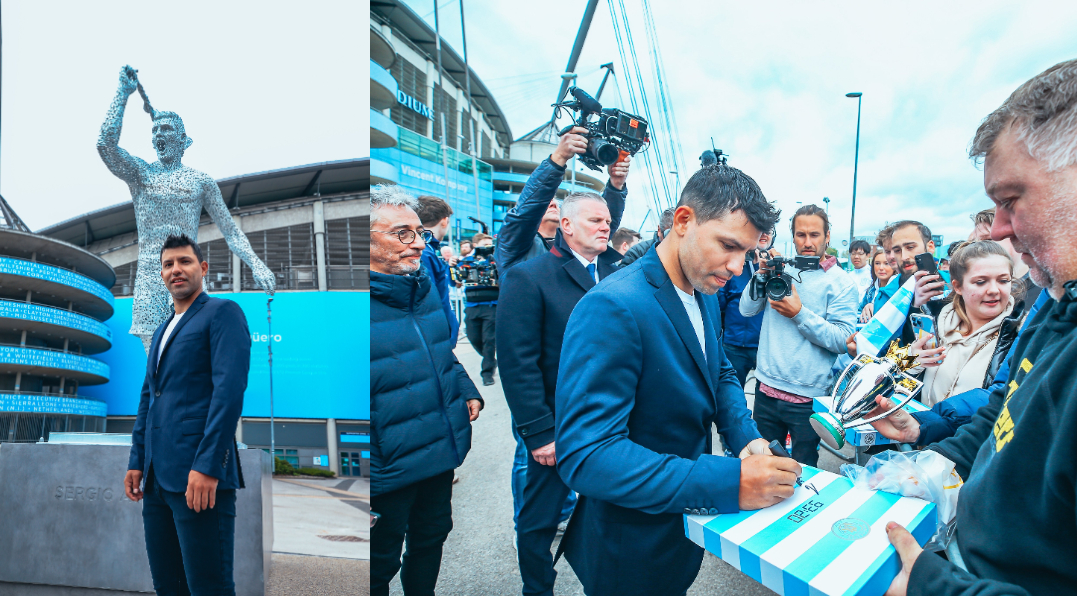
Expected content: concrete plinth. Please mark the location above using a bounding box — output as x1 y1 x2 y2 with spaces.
0 442 272 595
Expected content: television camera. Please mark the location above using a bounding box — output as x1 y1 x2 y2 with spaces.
553 87 650 171
748 255 820 302
452 245 499 287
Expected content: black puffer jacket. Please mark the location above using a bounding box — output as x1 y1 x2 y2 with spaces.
370 270 481 496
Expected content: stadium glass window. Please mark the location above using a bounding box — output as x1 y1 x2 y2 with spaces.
273 448 299 466
111 261 136 297
390 55 428 136
240 223 317 291
325 216 370 290
481 132 492 160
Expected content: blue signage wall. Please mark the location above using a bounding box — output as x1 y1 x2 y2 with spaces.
81 291 370 420
0 257 114 305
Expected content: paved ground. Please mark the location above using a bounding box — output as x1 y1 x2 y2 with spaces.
267 554 368 596
390 345 856 596
273 476 369 559
268 473 369 594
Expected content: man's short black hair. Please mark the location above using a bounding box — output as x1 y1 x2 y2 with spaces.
849 239 872 254
678 164 780 234
160 233 204 263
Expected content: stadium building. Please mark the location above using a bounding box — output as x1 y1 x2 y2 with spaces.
369 0 604 240
0 198 112 442
36 159 370 477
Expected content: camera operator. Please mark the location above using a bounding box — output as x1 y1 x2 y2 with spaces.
717 227 777 388
459 233 499 386
494 126 630 275
740 204 858 466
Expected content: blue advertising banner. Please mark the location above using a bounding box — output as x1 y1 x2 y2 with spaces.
0 393 108 417
0 300 112 343
0 257 114 305
0 346 109 380
81 292 370 420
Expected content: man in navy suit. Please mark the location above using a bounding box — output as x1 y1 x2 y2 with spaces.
124 233 252 596
497 192 620 596
555 165 802 596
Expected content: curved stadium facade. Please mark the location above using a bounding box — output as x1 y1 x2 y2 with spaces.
0 201 113 441
34 159 371 477
370 0 604 244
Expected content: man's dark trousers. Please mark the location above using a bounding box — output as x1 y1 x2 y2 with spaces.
464 304 497 379
752 393 820 466
370 470 455 596
142 467 237 596
517 455 574 596
723 343 757 389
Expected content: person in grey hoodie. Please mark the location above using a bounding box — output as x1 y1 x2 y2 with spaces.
740 204 858 465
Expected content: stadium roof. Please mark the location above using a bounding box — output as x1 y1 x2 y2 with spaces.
370 0 513 147
37 158 368 248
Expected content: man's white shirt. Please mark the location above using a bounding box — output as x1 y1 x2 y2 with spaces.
574 251 600 282
157 312 184 366
674 284 707 360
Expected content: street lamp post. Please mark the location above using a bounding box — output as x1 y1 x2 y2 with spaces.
846 92 862 249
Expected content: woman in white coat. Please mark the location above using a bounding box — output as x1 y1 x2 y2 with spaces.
913 240 1023 407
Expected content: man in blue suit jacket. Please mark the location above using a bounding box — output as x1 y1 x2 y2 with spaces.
555 165 801 596
497 192 621 596
124 233 251 595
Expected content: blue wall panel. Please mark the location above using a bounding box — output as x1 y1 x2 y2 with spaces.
81 292 370 420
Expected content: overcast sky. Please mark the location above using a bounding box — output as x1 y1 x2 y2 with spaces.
4 0 360 231
368 0 1077 252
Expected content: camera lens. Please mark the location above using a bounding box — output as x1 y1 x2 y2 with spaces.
590 138 621 165
765 277 790 301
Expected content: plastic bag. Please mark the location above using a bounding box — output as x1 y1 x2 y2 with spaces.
841 450 963 549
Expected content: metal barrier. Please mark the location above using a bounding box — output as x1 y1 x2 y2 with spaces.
0 411 106 443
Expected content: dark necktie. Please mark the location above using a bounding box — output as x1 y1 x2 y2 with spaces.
587 263 597 282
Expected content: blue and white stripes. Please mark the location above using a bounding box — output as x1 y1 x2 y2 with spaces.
855 276 917 357
685 467 936 596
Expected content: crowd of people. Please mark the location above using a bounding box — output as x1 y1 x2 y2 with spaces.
370 58 1077 596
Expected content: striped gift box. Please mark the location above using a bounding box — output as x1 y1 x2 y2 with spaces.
812 395 930 447
684 467 936 596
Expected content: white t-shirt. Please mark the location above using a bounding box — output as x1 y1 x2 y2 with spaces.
157 312 184 366
573 251 600 282
851 265 873 302
674 284 706 360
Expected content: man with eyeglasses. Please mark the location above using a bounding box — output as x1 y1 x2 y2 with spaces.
370 184 483 596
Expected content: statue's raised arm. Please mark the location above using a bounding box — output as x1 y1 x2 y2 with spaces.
202 178 277 295
97 65 148 185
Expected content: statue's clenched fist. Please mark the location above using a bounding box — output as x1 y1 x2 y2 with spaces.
119 65 139 97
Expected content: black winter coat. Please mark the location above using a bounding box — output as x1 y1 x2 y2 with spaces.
370 270 481 496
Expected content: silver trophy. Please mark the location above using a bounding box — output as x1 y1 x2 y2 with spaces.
810 341 924 449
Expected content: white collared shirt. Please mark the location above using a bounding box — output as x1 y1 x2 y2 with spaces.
573 251 600 282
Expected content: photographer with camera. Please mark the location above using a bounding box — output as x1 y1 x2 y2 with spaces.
717 226 777 388
494 129 629 275
740 204 859 465
457 233 500 386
